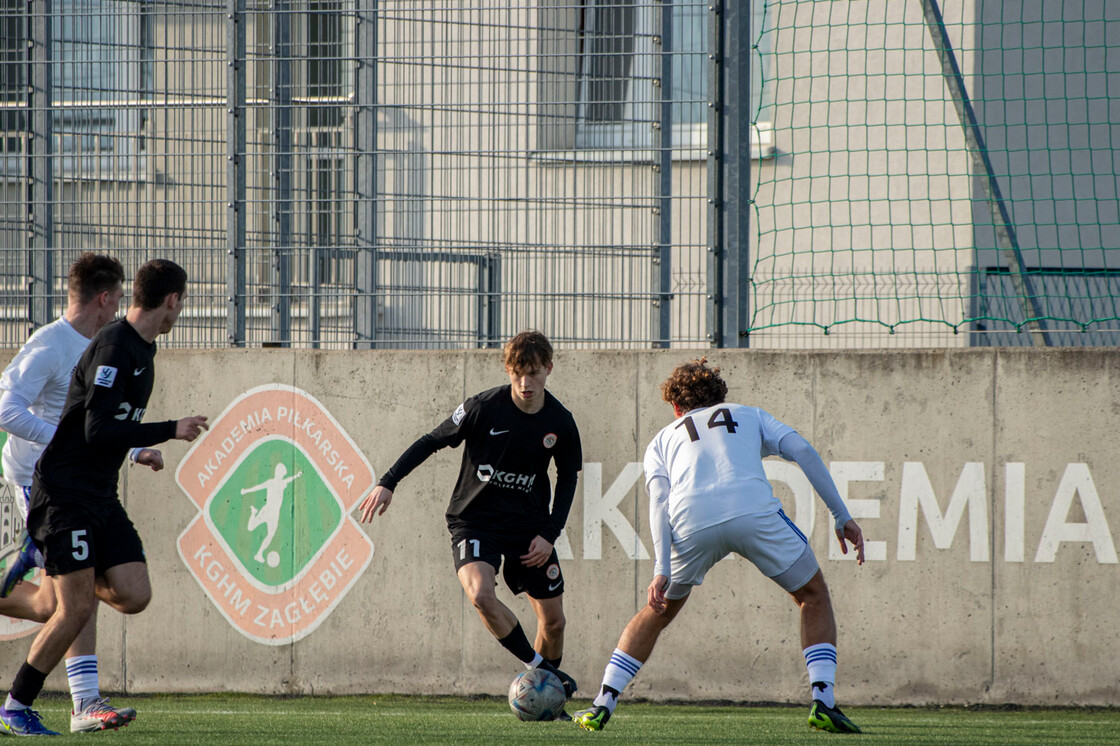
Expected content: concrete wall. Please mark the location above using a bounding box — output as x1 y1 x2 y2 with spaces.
1 348 1117 706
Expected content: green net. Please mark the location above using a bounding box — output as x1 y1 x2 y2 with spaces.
749 0 1119 347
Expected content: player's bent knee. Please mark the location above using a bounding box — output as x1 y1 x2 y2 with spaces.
467 585 499 611
539 612 565 637
118 590 151 615
30 599 57 624
791 571 831 609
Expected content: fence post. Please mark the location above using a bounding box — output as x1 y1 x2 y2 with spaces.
652 0 673 348
708 0 751 348
354 2 378 349
270 0 292 346
226 0 247 347
705 0 722 346
28 0 54 332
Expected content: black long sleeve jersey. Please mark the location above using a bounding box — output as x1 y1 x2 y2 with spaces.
33 318 177 505
378 385 582 543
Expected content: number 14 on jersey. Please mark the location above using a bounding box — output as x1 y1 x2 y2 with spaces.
675 408 739 442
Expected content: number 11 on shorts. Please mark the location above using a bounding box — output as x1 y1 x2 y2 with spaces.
458 538 480 561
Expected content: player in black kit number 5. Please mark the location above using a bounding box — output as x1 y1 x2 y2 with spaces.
0 260 209 737
359 331 583 709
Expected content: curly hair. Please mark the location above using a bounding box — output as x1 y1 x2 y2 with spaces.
659 357 728 411
502 330 553 374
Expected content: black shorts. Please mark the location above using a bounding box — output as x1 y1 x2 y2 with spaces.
450 528 565 599
28 485 145 577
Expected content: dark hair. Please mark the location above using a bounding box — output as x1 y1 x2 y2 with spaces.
502 330 553 374
132 259 188 310
660 357 728 411
68 253 125 304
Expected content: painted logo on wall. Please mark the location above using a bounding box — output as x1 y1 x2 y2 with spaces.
176 384 375 645
0 436 41 641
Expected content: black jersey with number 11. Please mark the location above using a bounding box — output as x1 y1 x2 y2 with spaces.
379 385 582 542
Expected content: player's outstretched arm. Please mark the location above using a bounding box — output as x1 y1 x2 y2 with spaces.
777 432 853 531
175 415 209 441
835 519 865 566
359 485 393 522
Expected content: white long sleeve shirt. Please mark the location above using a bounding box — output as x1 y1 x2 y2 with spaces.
643 403 851 578
0 316 91 487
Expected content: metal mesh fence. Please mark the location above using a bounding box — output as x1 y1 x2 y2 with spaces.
748 0 1120 348
0 0 1117 350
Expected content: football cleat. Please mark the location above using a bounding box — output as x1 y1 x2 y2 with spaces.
808 699 861 734
0 531 38 599
572 705 611 731
0 706 60 736
70 697 137 733
538 661 577 698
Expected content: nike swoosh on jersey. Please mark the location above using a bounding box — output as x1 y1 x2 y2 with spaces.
133 367 146 376
489 428 509 436
548 581 562 592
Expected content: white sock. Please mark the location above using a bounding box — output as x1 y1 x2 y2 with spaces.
525 652 544 669
65 656 99 712
803 643 837 708
594 649 643 713
4 694 28 711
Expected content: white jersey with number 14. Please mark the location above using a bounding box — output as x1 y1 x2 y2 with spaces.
643 403 795 542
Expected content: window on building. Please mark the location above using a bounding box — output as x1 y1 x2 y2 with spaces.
0 1 26 167
253 1 355 284
0 0 149 178
575 0 774 156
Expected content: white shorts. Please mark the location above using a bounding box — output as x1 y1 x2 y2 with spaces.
666 509 819 599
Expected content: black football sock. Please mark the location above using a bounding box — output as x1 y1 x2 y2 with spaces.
497 622 537 664
9 661 48 709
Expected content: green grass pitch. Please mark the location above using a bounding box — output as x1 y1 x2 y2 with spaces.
23 693 1120 744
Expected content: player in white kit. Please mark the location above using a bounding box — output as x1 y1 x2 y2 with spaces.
573 358 865 734
0 253 159 733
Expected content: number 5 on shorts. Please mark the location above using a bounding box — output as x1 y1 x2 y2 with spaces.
71 529 89 561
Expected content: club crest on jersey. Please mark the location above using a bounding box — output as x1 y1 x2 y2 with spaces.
546 563 560 580
94 365 118 388
542 433 557 449
452 402 466 426
175 384 375 646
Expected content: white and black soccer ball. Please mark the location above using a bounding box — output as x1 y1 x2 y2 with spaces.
508 667 566 722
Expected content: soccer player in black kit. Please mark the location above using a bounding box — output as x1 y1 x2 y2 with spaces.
0 259 209 737
360 331 582 708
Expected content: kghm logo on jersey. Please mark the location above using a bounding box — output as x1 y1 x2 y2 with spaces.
476 463 537 492
175 384 375 645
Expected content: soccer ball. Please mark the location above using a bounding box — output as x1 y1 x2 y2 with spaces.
508 668 566 722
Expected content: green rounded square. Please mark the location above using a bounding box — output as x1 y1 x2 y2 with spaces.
207 438 342 586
